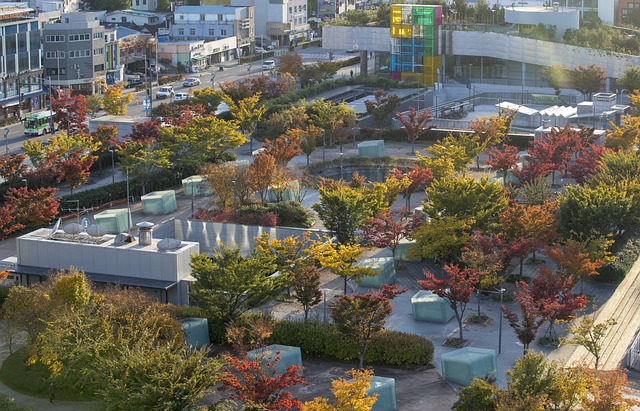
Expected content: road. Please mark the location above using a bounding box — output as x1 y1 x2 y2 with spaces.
0 46 354 155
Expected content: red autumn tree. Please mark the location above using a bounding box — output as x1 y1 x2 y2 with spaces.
543 240 606 290
0 153 28 184
331 284 406 368
50 89 88 134
365 89 400 131
126 118 162 144
419 264 481 341
246 153 276 205
395 106 434 153
218 353 307 411
361 209 422 257
566 143 608 185
485 144 519 180
468 109 516 148
58 149 96 194
1 186 59 238
387 165 433 207
503 281 548 354
262 131 302 167
530 266 588 345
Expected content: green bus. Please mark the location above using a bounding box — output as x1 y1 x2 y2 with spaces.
24 110 57 136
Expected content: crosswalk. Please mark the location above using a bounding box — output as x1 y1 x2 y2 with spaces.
298 52 349 62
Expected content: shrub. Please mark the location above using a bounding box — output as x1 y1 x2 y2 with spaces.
365 330 434 365
0 285 11 309
598 229 640 283
158 75 183 85
271 320 433 366
266 201 315 228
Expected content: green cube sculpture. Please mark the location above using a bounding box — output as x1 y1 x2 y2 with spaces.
411 290 454 323
182 175 212 196
367 376 397 411
179 317 210 349
358 257 396 287
357 140 385 157
393 238 418 261
441 347 498 386
247 344 303 375
141 190 177 214
94 209 131 234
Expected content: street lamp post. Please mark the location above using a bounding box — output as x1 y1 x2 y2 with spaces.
322 129 326 163
498 287 505 354
3 128 9 155
211 73 216 88
126 169 132 231
108 148 115 184
247 64 252 77
339 146 344 180
188 176 195 218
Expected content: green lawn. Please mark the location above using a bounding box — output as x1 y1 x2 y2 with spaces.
0 348 92 402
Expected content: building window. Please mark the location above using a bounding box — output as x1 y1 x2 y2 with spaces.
68 33 91 41
179 14 184 19
221 29 227 36
94 64 104 71
68 50 91 58
136 0 139 5
190 28 196 35
200 13 205 20
45 67 66 75
178 28 184 35
94 47 104 55
94 32 103 39
45 35 65 42
121 17 127 22
45 51 65 59
209 28 215 36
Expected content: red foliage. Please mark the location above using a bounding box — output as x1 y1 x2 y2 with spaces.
395 106 434 148
125 118 162 144
262 133 302 167
387 165 433 203
503 281 548 352
57 149 97 192
206 210 278 227
361 209 422 255
566 143 608 185
0 186 59 239
50 89 88 134
530 266 588 324
218 352 307 411
0 153 28 184
419 264 481 340
484 144 519 176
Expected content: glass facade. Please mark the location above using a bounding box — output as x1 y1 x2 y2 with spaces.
390 5 442 86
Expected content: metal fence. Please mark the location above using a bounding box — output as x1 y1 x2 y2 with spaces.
627 330 640 370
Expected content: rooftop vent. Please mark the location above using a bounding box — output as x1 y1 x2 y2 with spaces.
157 237 181 251
113 232 135 246
136 221 154 246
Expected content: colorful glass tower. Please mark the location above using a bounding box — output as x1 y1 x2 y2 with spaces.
390 4 443 86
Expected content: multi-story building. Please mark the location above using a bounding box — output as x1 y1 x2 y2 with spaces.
171 5 253 57
42 12 107 94
0 7 44 120
231 0 309 48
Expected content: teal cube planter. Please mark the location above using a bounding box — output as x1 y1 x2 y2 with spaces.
94 209 131 234
441 347 497 386
367 376 397 411
411 290 455 323
358 140 385 157
247 344 303 375
141 190 177 214
267 180 301 202
182 175 212 196
179 317 210 349
358 257 396 287
393 239 418 261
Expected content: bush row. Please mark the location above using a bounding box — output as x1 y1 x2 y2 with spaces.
0 116 21 127
158 75 184 86
598 229 640 283
271 320 434 366
239 201 315 229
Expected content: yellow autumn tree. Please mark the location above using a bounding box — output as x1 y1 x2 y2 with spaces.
605 114 640 151
308 237 377 294
101 83 135 116
301 369 377 411
222 93 267 152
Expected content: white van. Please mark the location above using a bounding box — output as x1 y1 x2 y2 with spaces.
262 60 276 70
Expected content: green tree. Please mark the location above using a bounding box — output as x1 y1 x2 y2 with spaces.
618 65 640 92
605 115 640 151
85 94 103 118
300 61 340 87
95 345 219 411
291 265 323 322
117 141 171 195
309 239 377 294
190 87 223 114
299 125 322 166
563 313 617 370
408 216 471 264
263 105 310 141
571 64 606 100
558 184 632 240
158 115 246 175
222 94 267 153
82 0 129 11
307 99 356 146
453 378 497 411
156 0 171 11
312 179 386 245
189 245 282 324
424 176 508 232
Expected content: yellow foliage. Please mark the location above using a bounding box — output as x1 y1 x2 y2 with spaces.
301 369 377 411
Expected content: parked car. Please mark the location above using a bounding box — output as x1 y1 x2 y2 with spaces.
183 77 200 87
124 79 144 88
255 47 267 54
174 92 191 102
262 60 276 70
156 85 174 99
265 45 275 51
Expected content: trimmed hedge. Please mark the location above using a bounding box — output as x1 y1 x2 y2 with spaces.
597 229 640 283
0 393 33 411
271 320 434 366
235 201 315 229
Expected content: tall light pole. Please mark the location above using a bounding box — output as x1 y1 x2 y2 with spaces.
322 129 326 163
498 286 505 354
247 64 252 77
3 128 9 155
126 169 132 231
339 146 343 180
108 148 115 184
188 176 195 218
